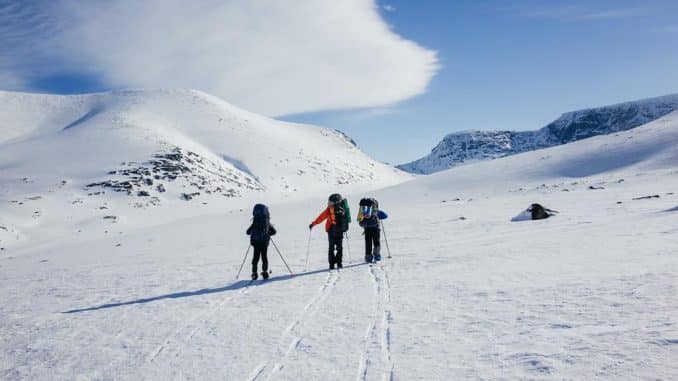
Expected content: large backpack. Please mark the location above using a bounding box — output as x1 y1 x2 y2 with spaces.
530 203 549 220
358 198 380 228
329 193 350 233
250 203 271 243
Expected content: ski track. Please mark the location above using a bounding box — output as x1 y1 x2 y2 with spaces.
356 263 394 381
249 270 340 381
147 282 253 364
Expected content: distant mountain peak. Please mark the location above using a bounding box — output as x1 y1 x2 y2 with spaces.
398 93 678 174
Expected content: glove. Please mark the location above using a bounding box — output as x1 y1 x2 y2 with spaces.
308 224 313 230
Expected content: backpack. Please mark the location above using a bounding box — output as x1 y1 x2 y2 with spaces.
530 203 549 220
358 198 380 228
329 193 350 233
250 203 271 243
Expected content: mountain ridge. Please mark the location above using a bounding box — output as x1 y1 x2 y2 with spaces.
398 93 678 174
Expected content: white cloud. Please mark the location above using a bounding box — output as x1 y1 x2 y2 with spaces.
0 0 439 116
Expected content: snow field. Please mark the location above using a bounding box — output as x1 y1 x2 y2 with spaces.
1 92 677 380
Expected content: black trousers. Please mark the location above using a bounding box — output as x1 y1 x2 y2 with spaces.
252 243 269 274
364 228 380 259
327 231 343 265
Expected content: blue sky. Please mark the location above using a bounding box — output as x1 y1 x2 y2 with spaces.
2 0 678 164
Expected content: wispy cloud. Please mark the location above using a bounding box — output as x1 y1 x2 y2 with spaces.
351 106 403 121
573 8 642 20
0 0 62 88
0 0 439 116
382 4 396 13
651 24 678 34
513 3 643 22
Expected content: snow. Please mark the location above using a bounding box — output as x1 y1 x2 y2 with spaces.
0 89 409 248
510 209 534 222
1 92 678 380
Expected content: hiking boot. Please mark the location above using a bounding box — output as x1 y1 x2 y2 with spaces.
262 271 269 280
374 254 382 262
251 272 258 280
365 254 373 263
337 262 343 269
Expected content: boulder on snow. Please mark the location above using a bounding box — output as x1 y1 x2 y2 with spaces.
512 203 558 222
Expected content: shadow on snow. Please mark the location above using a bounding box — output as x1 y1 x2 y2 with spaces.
63 262 368 314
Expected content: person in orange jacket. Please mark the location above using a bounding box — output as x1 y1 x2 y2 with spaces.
309 193 350 269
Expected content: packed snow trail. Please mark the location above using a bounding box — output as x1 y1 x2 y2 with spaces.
357 264 395 381
255 271 340 380
146 281 253 364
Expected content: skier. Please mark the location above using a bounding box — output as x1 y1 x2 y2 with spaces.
246 204 277 280
357 198 388 263
309 193 350 269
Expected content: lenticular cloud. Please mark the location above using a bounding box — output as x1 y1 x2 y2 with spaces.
0 0 439 116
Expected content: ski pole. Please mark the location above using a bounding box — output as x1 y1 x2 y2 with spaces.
235 244 251 280
305 230 312 271
381 220 392 259
344 232 352 263
270 238 294 275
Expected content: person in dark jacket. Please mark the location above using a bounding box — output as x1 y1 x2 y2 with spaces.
247 204 277 280
309 194 350 269
357 198 388 263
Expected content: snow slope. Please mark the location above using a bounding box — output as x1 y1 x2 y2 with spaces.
399 93 678 174
0 89 409 248
1 103 677 379
391 110 678 198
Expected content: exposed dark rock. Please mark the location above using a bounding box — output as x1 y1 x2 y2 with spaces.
181 192 200 201
85 147 263 202
633 195 660 200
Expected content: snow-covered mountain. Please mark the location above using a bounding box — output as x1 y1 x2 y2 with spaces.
0 89 409 246
389 110 678 198
399 93 678 174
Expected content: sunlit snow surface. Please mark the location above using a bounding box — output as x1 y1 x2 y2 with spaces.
1 91 677 380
